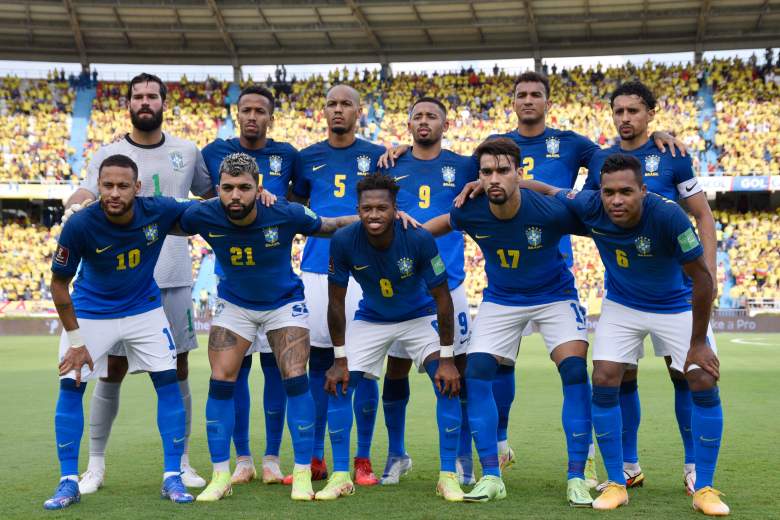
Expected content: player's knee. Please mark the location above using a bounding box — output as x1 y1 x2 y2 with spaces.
557 356 588 386
465 353 499 381
210 363 240 382
622 366 638 381
149 369 178 389
104 355 128 382
685 368 717 392
176 353 189 381
591 369 620 389
385 356 413 379
382 375 409 402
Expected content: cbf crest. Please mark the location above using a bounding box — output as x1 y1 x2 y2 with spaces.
397 257 414 279
269 155 282 176
357 155 371 176
263 226 279 247
143 223 159 245
442 166 456 187
645 155 660 175
635 236 653 256
169 150 184 170
545 136 560 158
526 226 543 249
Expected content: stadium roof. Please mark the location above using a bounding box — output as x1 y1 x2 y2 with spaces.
0 1 778 67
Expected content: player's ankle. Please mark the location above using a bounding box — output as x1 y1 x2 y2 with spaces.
87 455 105 472
623 462 640 473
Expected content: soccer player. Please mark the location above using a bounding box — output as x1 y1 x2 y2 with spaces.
378 97 478 486
289 85 387 485
64 73 212 492
523 154 727 515
202 85 298 485
423 138 594 505
583 81 717 494
316 173 463 502
177 153 357 502
45 154 196 509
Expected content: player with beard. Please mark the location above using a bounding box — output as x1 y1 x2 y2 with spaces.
288 85 387 486
202 85 299 485
63 73 213 493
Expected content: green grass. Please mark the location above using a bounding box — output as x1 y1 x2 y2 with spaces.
1 333 778 519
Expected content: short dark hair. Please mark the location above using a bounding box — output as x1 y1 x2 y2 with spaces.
128 73 167 102
513 71 551 98
474 137 521 170
600 153 643 185
410 96 447 118
610 80 657 111
98 154 139 181
357 172 399 203
238 85 275 114
219 152 260 185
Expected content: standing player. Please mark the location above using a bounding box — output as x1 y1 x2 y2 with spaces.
64 73 212 492
202 85 298 485
423 138 594 506
289 85 387 485
524 154 727 515
45 155 196 509
177 153 358 502
316 173 464 502
583 81 717 494
378 97 478 486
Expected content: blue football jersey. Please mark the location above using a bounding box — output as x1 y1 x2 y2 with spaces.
449 189 586 307
490 127 599 266
179 198 321 310
385 149 478 290
329 220 448 323
294 138 386 274
52 197 196 319
556 190 703 313
583 141 698 201
201 137 299 198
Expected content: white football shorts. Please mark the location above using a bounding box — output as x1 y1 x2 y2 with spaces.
211 298 310 344
301 271 362 349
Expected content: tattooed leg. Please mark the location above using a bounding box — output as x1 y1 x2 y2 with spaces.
266 327 311 379
208 326 252 382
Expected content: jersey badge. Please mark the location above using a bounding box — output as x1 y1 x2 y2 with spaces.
143 223 159 245
635 236 653 256
431 254 446 276
442 166 456 187
291 302 309 317
269 155 283 176
54 244 69 266
169 151 184 170
677 228 700 253
357 155 372 176
545 136 560 158
214 301 225 317
397 257 414 279
264 226 280 247
645 154 660 176
526 226 543 249
303 206 318 220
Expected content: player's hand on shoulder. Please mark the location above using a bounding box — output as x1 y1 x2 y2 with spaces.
453 180 482 208
325 357 350 396
434 357 460 397
652 131 687 157
257 188 277 207
685 339 720 381
377 144 409 168
61 199 95 226
59 344 94 387
396 210 420 229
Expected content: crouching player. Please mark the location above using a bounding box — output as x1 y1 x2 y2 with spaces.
176 153 357 502
45 154 196 509
525 153 728 515
318 173 464 502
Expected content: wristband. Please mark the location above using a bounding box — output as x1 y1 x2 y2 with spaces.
67 328 85 348
334 346 346 359
439 344 454 358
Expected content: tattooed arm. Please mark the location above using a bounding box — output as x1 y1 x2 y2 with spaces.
266 326 310 379
313 215 360 237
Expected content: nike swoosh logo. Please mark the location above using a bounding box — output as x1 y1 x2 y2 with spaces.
595 431 611 438
572 432 588 437
590 228 612 236
313 164 327 171
577 326 587 331
206 420 219 424
58 441 74 448
700 436 720 442
393 175 410 182
95 245 112 253
459 337 469 345
353 265 370 271
208 232 226 238
298 423 314 431
685 182 697 192
173 437 185 443
475 234 491 239
329 428 344 434
445 426 458 433
362 407 376 414
267 410 280 415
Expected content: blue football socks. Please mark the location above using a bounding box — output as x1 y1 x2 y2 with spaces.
592 385 625 485
260 352 287 457
465 353 501 477
382 376 410 457
558 357 591 480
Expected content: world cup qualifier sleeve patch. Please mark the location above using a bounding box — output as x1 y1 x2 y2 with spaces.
431 254 446 276
54 244 70 266
677 228 700 253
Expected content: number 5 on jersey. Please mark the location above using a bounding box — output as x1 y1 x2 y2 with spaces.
334 174 346 197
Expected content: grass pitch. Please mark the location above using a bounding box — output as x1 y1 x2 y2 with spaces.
1 333 778 519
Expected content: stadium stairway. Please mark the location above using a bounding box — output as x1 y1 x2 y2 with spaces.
697 80 720 174
217 82 241 139
67 86 97 176
191 253 218 303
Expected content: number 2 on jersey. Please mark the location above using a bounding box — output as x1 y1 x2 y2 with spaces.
230 246 256 266
116 249 140 270
522 157 534 179
615 249 629 268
